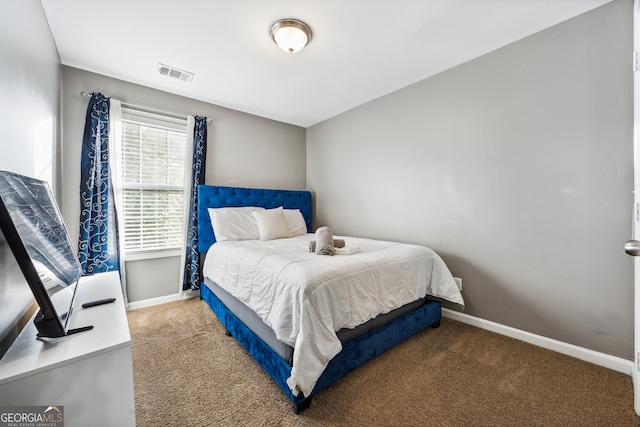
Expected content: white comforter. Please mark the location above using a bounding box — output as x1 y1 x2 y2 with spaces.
202 234 464 397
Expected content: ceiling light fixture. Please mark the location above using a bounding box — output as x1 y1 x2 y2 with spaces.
270 19 312 54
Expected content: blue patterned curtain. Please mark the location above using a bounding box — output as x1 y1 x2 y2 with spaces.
78 93 120 275
182 116 208 290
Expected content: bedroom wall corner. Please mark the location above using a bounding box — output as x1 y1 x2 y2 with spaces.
306 0 634 359
61 67 307 304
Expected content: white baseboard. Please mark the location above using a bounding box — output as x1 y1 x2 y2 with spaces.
126 290 198 311
126 293 632 375
442 308 633 376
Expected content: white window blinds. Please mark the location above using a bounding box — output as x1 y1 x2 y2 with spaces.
119 108 188 254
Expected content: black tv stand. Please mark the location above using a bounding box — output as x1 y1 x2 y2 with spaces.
36 325 94 339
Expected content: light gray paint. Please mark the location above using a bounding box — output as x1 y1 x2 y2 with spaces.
2 0 633 360
124 256 182 303
61 67 306 302
307 0 634 358
0 0 61 354
0 0 61 195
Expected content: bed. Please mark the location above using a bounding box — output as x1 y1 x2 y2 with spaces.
197 185 464 413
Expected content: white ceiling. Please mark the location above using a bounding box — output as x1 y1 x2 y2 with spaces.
41 0 613 128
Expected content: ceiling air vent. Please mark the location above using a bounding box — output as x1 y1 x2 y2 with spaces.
157 63 194 82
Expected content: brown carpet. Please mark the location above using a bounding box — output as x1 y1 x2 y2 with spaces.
127 298 640 426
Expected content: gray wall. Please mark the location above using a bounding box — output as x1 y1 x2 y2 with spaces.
61 67 306 303
0 0 61 353
0 0 61 195
307 0 634 359
2 0 633 360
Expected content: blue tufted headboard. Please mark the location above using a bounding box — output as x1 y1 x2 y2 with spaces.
197 185 312 253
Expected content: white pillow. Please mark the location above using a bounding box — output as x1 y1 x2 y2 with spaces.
208 207 264 242
283 209 308 236
252 207 293 241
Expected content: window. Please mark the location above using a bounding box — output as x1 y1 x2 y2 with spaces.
118 108 187 256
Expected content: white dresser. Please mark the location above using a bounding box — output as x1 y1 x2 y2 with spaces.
0 271 135 426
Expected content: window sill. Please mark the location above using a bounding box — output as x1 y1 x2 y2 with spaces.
124 249 182 262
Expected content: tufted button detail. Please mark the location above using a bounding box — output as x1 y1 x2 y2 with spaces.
196 185 312 252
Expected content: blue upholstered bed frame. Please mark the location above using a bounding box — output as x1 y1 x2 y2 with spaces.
197 185 442 413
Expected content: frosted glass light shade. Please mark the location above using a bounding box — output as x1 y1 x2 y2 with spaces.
270 19 312 53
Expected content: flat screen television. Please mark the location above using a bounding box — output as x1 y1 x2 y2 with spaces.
0 170 88 349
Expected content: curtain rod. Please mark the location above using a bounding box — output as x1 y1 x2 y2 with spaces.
80 91 211 124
